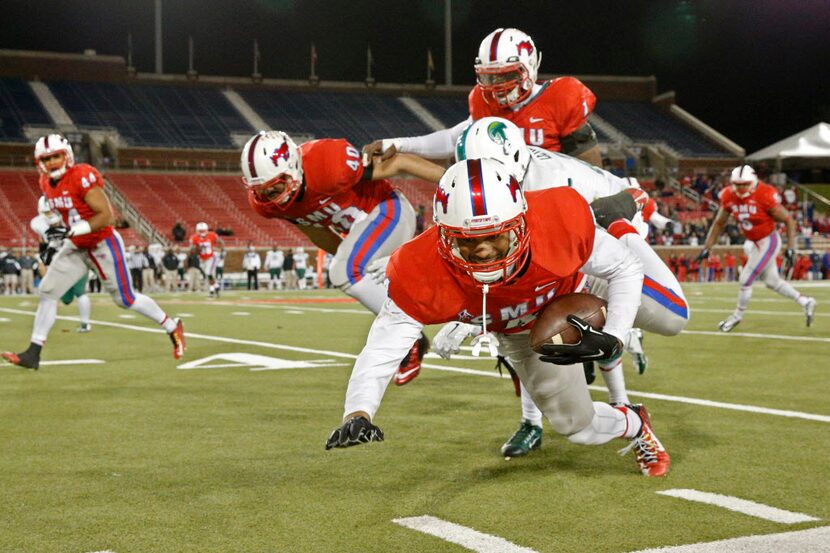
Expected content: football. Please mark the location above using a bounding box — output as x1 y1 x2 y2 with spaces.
530 293 608 354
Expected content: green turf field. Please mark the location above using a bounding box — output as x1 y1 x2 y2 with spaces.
1 282 828 553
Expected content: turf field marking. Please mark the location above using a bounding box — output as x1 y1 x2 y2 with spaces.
690 307 827 318
40 359 105 366
627 525 830 553
177 353 347 371
231 311 250 316
682 329 830 344
117 314 136 319
0 317 9 322
175 313 195 317
1 307 828 424
656 489 820 524
393 515 539 553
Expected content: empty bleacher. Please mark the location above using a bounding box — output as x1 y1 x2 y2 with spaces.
0 78 52 142
47 81 252 149
239 89 435 147
594 101 732 157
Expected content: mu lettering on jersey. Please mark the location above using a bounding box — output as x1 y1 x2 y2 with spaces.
247 139 396 234
387 187 593 334
468 76 596 152
719 182 781 242
190 231 219 261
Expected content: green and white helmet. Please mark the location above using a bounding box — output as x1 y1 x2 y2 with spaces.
455 117 530 181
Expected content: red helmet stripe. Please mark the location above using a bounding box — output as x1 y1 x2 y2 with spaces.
247 134 262 179
44 135 50 150
467 158 487 216
489 29 504 62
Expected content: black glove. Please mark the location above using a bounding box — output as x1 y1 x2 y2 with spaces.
590 191 637 230
784 248 796 265
538 315 623 365
40 246 58 266
695 248 710 264
45 226 69 241
325 416 384 450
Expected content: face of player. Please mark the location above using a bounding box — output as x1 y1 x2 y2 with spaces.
732 181 755 198
40 152 66 173
455 232 510 265
254 174 300 205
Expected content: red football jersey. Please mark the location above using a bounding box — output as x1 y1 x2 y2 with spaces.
468 77 596 152
719 182 781 242
247 139 394 234
189 231 219 261
39 163 114 249
387 187 594 334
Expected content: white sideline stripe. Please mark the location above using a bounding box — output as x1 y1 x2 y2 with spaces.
690 307 828 318
682 329 830 344
393 515 539 553
1 307 828 423
628 525 830 553
656 489 820 524
39 359 105 366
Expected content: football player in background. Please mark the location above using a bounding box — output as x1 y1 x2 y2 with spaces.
697 165 816 331
326 158 670 477
189 222 224 298
363 28 602 167
240 130 431 385
30 196 93 333
2 134 185 369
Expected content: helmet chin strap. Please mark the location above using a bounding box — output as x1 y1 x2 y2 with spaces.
470 284 500 357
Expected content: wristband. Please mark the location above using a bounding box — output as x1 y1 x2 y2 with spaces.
68 220 92 237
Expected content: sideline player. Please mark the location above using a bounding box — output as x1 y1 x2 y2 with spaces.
363 28 602 167
2 134 185 369
326 159 670 477
697 165 816 330
240 130 429 384
189 222 224 298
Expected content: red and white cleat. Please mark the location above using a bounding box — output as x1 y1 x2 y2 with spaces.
394 333 429 386
617 404 670 477
169 318 186 359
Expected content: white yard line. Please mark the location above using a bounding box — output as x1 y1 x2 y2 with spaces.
39 359 105 366
681 329 830 344
656 489 820 524
1 307 828 423
689 307 828 318
393 515 539 553
627 525 830 553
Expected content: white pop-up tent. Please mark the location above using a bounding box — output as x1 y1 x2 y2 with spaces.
747 123 830 168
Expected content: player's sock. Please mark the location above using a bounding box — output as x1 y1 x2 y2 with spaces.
566 402 640 445
342 276 387 315
158 315 178 333
31 296 59 345
599 357 629 405
77 294 91 325
519 383 544 428
129 293 170 327
736 286 752 314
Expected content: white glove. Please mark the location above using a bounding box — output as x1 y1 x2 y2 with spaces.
365 256 391 285
432 321 482 359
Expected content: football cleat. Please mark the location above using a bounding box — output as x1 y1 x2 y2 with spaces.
718 314 741 332
76 323 92 333
625 328 648 374
169 318 186 359
617 404 670 477
2 349 40 370
394 333 429 386
803 297 817 327
501 420 542 459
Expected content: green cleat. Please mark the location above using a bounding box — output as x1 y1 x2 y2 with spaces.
500 420 542 459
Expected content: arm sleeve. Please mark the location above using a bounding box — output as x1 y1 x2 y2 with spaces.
579 228 643 341
343 298 424 419
395 118 471 158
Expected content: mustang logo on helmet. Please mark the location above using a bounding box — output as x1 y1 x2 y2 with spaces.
516 40 534 56
506 175 521 202
435 185 451 214
270 143 290 166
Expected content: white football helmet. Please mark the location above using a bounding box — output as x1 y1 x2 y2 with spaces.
196 222 208 235
475 28 541 107
37 195 62 226
240 130 304 209
434 158 529 286
455 117 530 181
730 165 758 198
34 134 75 180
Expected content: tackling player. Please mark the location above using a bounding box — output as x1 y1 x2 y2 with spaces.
240 131 430 385
2 134 185 370
189 222 224 298
363 28 602 167
697 165 816 330
326 158 670 477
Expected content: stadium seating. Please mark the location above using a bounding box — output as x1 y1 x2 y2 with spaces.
47 81 252 148
238 89 434 147
0 78 52 142
594 101 732 157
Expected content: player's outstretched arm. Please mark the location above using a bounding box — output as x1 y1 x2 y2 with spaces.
770 204 797 254
361 118 470 162
369 152 446 183
76 187 116 236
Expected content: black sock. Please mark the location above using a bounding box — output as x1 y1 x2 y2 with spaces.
25 343 42 357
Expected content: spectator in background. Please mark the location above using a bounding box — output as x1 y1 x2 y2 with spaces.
809 251 822 280
243 245 262 290
172 222 186 242
822 249 830 280
175 246 187 289
88 268 101 293
161 248 180 292
293 248 309 290
141 246 157 293
2 251 21 295
264 245 284 290
707 254 722 282
216 247 227 290
282 249 295 290
126 245 144 292
186 246 203 292
18 249 38 294
724 251 737 282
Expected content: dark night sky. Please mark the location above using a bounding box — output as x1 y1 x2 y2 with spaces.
1 0 827 153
